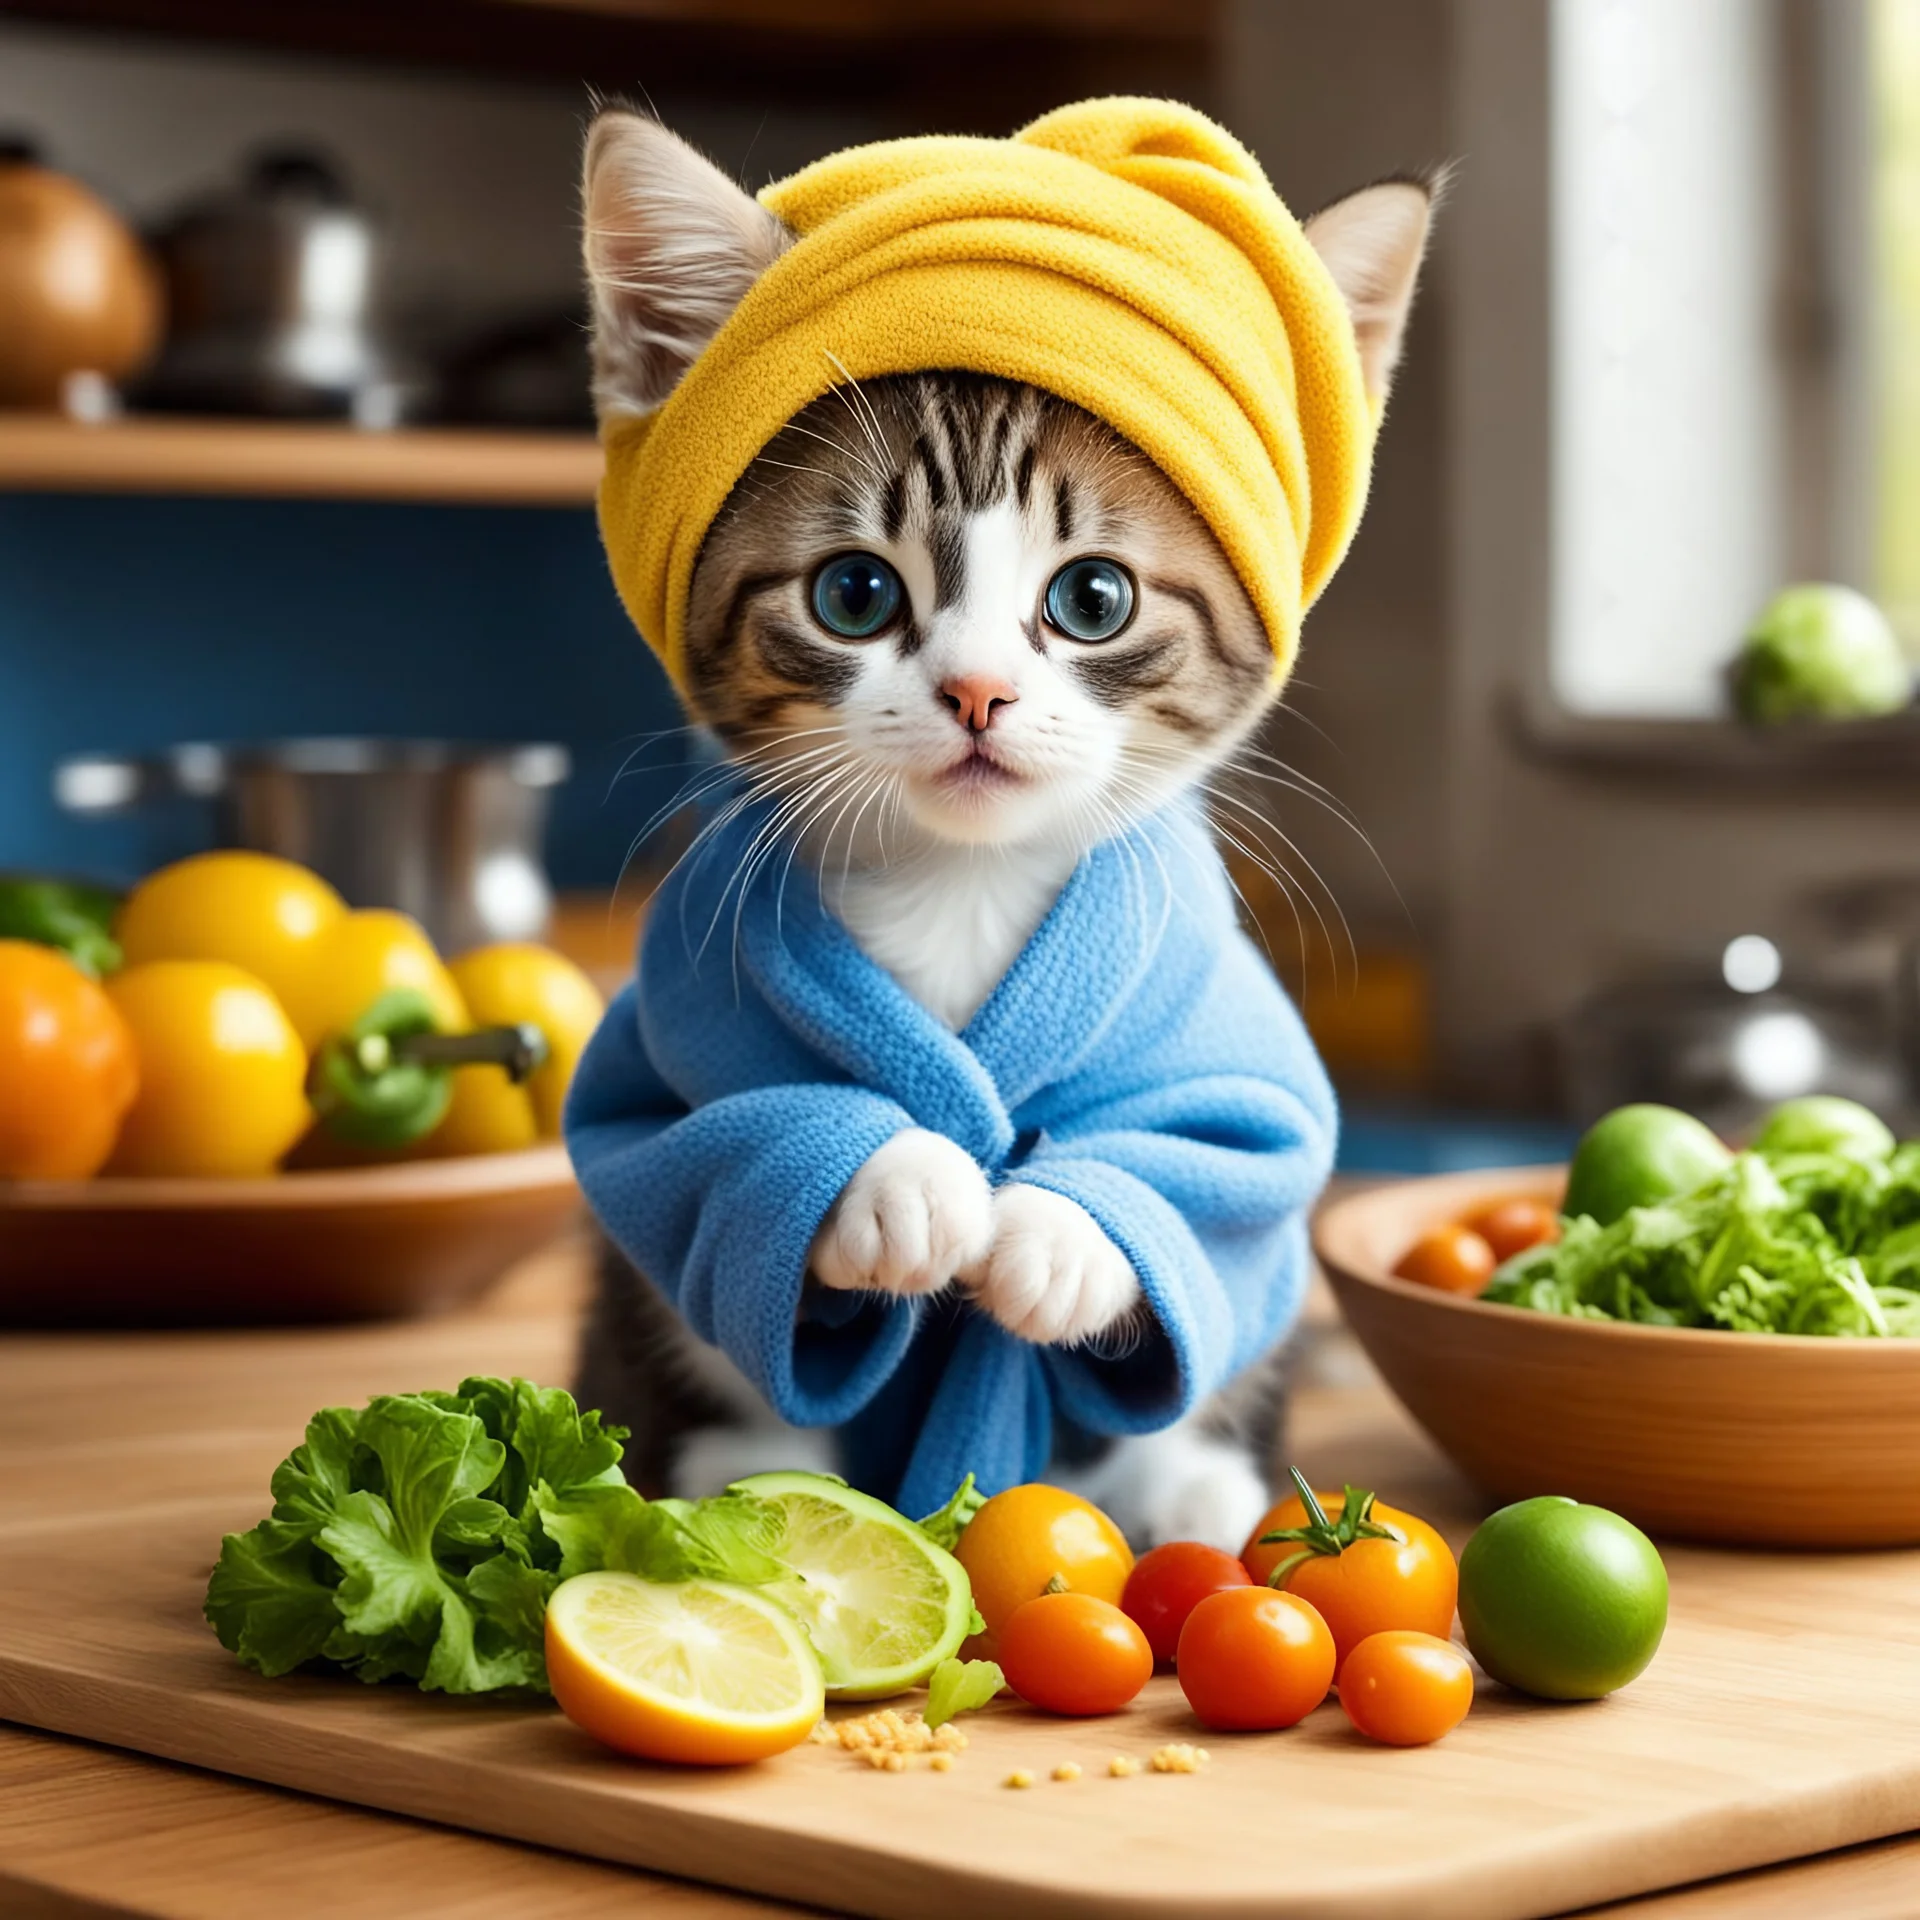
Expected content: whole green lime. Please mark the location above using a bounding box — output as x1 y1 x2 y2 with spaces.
1752 1094 1895 1165
1562 1104 1732 1226
1458 1496 1668 1701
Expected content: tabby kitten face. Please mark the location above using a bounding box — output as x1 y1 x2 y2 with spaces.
684 371 1269 852
582 111 1435 863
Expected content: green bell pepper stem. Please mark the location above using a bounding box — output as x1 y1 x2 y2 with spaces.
379 1022 548 1081
309 991 549 1150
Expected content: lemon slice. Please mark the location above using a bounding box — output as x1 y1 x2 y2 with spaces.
730 1471 974 1700
545 1571 824 1765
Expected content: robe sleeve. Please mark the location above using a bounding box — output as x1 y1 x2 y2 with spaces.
564 985 923 1426
1006 934 1337 1434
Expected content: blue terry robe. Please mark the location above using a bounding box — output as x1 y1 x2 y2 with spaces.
564 799 1337 1519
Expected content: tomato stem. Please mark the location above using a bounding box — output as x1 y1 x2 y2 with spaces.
1291 1466 1333 1532
1257 1468 1404 1571
1264 1547 1319 1590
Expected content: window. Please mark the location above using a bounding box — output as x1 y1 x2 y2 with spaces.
1548 0 1787 718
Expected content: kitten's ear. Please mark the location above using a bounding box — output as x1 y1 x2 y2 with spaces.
1302 172 1445 409
582 109 793 420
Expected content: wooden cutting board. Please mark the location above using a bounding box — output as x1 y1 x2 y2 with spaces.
3 1293 1920 1920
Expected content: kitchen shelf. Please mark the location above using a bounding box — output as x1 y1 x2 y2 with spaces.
5 0 1214 104
0 416 602 506
1508 692 1920 785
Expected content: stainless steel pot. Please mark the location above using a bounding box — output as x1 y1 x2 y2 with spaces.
131 147 415 423
55 738 569 954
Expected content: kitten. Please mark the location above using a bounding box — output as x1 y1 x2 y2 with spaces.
573 111 1434 1548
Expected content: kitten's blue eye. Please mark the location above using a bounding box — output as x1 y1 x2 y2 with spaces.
1044 557 1136 641
811 553 903 639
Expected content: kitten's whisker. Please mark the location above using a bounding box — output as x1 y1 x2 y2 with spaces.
820 353 894 472
1200 784 1359 989
702 760 854 971
1204 810 1308 977
1213 744 1409 925
749 454 856 485
627 736 850 873
675 751 855 964
832 767 892 899
780 419 885 485
802 759 883 905
1114 738 1365 988
756 760 872 968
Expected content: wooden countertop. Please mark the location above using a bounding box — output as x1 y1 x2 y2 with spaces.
1 1238 1916 1919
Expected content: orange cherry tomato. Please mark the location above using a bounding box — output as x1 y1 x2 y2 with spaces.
0 940 139 1178
954 1484 1133 1655
1393 1222 1496 1295
1339 1630 1474 1746
1462 1198 1560 1263
1241 1487 1458 1672
1120 1541 1251 1666
998 1591 1153 1716
1176 1587 1335 1731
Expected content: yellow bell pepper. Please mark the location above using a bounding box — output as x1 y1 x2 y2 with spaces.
276 909 469 1055
105 960 310 1177
428 943 605 1156
116 852 345 1012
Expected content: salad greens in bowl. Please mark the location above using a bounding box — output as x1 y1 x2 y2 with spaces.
1491 1097 1920 1339
1314 1096 1920 1547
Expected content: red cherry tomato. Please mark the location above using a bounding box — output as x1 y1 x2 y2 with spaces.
1393 1223 1497 1295
1175 1587 1335 1731
998 1591 1153 1716
1120 1541 1252 1666
1338 1630 1474 1746
1463 1198 1560 1263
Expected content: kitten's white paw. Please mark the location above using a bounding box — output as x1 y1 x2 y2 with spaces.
1158 1456 1272 1555
1065 1427 1272 1553
809 1129 993 1298
962 1184 1141 1344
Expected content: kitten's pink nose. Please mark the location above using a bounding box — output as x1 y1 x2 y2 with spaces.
940 674 1018 734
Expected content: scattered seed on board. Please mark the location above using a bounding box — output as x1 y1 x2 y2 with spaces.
1150 1743 1210 1774
1052 1762 1082 1782
1005 1769 1035 1789
1108 1755 1142 1778
929 1753 955 1773
812 1709 969 1763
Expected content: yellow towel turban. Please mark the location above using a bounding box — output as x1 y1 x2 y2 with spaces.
598 97 1375 694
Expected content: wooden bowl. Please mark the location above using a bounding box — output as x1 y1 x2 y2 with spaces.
1315 1166 1920 1547
0 1145 580 1327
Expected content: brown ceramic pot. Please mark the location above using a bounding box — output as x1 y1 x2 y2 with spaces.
0 148 161 408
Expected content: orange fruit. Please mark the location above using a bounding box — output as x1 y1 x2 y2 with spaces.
954 1483 1133 1654
0 940 139 1178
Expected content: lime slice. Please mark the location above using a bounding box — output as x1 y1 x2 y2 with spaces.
730 1470 974 1700
545 1571 824 1764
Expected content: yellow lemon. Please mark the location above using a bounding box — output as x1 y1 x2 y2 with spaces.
105 960 309 1177
545 1572 824 1766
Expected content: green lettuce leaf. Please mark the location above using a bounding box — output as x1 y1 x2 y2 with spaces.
924 1656 1005 1729
206 1379 637 1696
1488 1144 1920 1339
531 1482 787 1585
203 1518 341 1679
207 1376 808 1697
916 1473 986 1552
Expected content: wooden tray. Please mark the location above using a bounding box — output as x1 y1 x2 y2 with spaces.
0 1146 580 1326
4 1473 1920 1918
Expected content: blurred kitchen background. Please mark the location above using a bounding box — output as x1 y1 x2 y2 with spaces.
8 0 1920 1171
